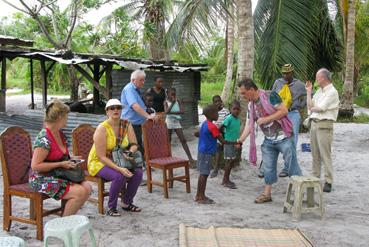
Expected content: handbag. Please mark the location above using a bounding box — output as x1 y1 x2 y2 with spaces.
50 155 85 183
112 120 143 172
303 116 312 129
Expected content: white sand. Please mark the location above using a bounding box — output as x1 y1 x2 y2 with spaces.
1 95 369 246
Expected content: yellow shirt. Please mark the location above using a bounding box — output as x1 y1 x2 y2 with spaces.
88 120 129 176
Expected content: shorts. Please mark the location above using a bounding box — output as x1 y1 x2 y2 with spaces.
197 152 213 175
224 144 237 160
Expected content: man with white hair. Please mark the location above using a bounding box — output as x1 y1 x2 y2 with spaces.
121 69 157 153
306 68 339 193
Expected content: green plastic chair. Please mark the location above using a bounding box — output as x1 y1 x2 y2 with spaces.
44 215 96 247
0 236 26 247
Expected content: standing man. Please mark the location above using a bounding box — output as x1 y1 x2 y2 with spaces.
306 68 339 193
121 69 157 153
272 64 306 177
237 79 302 203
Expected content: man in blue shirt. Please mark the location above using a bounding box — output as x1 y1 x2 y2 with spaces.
121 69 157 152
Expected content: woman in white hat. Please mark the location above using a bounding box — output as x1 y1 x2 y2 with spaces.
88 99 143 216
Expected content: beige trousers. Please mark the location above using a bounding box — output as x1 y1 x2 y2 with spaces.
310 120 334 184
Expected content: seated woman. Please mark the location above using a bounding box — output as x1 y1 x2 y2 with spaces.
88 99 143 216
29 99 92 216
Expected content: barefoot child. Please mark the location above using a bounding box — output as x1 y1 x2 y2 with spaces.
165 88 196 165
195 104 236 204
210 95 230 178
144 92 156 115
221 100 241 189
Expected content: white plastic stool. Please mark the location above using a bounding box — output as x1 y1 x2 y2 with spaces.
44 215 96 247
0 236 26 247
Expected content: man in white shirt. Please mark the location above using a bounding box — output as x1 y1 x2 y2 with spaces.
306 68 339 193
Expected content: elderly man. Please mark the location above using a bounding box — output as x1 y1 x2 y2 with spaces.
121 69 157 153
306 68 339 193
237 79 302 203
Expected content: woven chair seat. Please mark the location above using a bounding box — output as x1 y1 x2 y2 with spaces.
150 157 188 165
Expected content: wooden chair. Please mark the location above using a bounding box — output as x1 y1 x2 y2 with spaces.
0 126 65 240
71 124 109 215
142 120 191 198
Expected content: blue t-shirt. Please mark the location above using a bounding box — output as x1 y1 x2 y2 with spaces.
198 120 220 155
121 82 147 125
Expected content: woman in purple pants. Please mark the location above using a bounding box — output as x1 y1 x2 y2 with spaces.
88 99 143 216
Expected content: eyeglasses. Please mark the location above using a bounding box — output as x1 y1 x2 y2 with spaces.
107 105 122 111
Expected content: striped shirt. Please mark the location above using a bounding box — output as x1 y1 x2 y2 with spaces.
214 107 230 128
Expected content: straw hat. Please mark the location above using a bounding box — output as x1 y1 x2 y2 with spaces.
281 64 294 73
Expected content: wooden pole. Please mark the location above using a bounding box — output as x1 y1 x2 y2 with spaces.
30 58 35 109
106 64 113 99
0 57 6 112
40 60 47 108
93 64 100 109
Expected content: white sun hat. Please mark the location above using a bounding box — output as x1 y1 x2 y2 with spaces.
105 99 123 110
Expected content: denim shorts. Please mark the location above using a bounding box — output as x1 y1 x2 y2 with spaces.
223 144 237 160
197 152 213 175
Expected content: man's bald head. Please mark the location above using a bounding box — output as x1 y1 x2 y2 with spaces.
316 68 332 88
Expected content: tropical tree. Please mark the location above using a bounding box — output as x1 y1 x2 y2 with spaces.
340 0 356 115
254 0 342 89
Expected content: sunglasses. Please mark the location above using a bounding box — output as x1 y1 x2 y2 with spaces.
107 105 122 111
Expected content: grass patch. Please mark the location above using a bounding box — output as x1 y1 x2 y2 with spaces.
199 82 224 106
337 113 369 123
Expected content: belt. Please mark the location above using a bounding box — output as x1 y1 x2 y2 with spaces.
288 108 299 112
311 118 333 123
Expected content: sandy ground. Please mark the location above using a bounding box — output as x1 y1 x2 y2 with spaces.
1 94 369 246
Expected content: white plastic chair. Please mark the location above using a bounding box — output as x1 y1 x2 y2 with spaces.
0 236 26 247
44 215 96 247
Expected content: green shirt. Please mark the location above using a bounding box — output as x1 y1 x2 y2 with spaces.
223 114 241 141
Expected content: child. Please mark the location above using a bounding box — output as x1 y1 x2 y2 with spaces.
144 92 156 115
195 104 236 204
221 100 241 189
210 95 230 178
165 88 196 165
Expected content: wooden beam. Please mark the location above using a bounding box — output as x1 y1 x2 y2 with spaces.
30 58 35 109
0 37 34 47
40 60 47 108
93 64 100 107
73 64 108 98
0 57 6 112
98 66 106 80
46 61 56 75
105 64 113 99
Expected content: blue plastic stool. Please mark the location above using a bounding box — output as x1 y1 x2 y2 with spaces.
301 143 311 152
0 236 26 247
44 215 96 247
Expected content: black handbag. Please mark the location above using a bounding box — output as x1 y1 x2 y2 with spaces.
50 155 85 183
112 120 143 172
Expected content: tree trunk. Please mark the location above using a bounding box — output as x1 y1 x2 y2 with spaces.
234 0 254 125
146 4 168 61
340 0 355 117
67 66 79 102
221 5 235 104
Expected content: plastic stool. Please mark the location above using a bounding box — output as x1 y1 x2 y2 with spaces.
44 215 96 247
0 236 26 247
283 176 324 221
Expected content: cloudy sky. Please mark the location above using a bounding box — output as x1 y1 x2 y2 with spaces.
0 1 258 26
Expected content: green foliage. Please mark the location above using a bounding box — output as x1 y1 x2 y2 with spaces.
254 0 343 89
338 113 369 123
199 82 224 106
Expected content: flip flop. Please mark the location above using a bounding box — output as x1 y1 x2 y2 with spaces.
196 198 215 204
223 182 237 189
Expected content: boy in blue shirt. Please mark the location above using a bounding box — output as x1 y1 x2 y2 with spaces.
221 100 241 189
195 104 236 204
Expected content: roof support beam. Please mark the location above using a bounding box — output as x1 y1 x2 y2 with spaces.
0 57 6 112
30 58 35 109
73 64 108 98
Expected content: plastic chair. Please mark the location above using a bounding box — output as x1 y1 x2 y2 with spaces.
72 124 109 214
142 119 191 198
0 236 26 247
0 126 65 240
44 215 96 247
283 176 324 221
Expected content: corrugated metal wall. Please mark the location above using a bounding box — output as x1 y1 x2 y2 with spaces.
111 70 200 127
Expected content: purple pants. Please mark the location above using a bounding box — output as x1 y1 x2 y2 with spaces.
97 166 143 210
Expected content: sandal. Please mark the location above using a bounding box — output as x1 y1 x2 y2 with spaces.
222 181 237 189
106 208 121 217
122 204 142 212
195 198 215 204
254 193 272 203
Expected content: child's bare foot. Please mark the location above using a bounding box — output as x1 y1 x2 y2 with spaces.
195 197 215 204
222 181 237 189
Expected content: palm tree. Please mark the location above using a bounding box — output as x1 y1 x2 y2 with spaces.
340 0 355 116
254 0 342 89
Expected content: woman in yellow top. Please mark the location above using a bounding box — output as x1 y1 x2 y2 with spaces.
88 99 143 216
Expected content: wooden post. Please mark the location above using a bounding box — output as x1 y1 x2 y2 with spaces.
30 59 35 109
0 57 6 112
40 60 47 108
106 64 113 99
93 64 100 109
